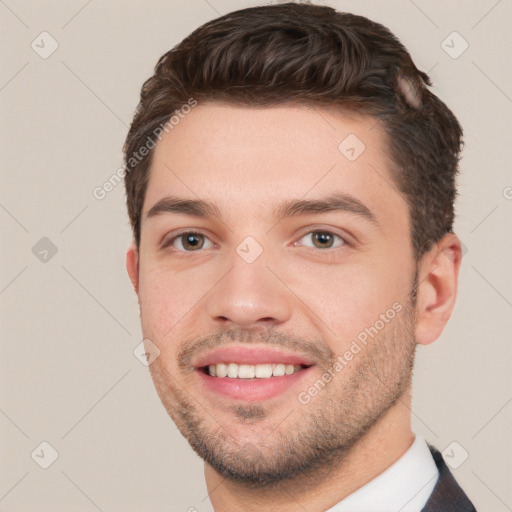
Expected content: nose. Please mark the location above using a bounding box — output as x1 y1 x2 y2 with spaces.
205 251 292 330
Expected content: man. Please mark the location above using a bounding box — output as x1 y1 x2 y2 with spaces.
123 2 475 510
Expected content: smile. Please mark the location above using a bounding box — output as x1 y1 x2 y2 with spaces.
205 362 306 379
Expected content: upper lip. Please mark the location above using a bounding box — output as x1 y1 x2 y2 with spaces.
193 345 315 368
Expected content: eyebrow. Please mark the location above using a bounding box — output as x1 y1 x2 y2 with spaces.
273 192 378 225
145 192 378 225
146 197 221 220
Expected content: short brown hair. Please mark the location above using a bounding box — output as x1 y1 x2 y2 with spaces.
123 2 463 259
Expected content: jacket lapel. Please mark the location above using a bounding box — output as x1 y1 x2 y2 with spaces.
421 445 476 512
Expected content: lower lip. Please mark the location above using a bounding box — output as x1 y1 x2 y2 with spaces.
196 368 312 402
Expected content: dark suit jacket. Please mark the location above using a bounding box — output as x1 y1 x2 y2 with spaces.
421 446 476 511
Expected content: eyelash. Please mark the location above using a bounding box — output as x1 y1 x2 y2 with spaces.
163 229 348 252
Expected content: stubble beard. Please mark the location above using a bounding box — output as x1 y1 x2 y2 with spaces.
147 301 416 488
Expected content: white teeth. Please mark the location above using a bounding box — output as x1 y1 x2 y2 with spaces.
285 364 295 375
272 363 285 377
238 364 255 379
216 363 227 378
207 362 304 379
255 364 273 378
227 363 238 378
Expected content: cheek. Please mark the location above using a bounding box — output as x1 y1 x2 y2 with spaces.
138 265 199 346
285 256 412 341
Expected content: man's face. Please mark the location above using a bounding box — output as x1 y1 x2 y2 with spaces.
131 103 418 484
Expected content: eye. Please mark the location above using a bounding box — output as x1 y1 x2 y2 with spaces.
295 230 346 249
166 232 214 252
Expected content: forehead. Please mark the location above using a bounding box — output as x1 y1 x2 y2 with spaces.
145 102 404 222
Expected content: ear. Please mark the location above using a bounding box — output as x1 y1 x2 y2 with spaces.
415 233 462 346
126 244 140 294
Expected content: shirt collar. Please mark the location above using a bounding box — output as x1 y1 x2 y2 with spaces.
326 435 439 512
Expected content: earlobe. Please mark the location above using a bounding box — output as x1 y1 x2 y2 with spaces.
414 234 462 346
126 245 140 294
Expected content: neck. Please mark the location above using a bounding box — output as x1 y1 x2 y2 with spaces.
204 392 414 512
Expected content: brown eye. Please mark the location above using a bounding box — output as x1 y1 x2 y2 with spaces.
169 232 213 251
312 231 335 248
297 230 345 249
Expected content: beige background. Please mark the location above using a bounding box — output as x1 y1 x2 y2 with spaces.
1 0 511 510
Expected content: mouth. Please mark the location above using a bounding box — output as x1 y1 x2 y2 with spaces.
201 362 307 378
192 346 315 402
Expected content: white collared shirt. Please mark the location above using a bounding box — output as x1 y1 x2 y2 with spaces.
326 435 439 512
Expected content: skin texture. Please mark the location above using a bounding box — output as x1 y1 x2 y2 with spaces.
126 103 462 511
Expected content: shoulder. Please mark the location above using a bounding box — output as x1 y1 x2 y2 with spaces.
421 445 477 512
